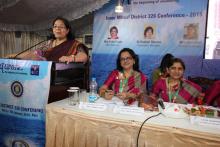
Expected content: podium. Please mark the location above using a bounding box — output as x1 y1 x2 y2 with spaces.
48 62 89 103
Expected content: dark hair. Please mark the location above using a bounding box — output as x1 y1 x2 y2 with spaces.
187 24 196 29
51 16 74 40
144 26 154 36
110 26 118 33
116 48 140 72
159 53 174 73
167 58 185 70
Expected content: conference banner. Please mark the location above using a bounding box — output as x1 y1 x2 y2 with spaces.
0 59 52 147
92 0 208 87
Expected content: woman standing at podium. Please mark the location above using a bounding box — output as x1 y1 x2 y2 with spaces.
11 17 88 63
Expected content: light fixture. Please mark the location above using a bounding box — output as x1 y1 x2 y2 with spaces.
115 0 130 13
115 0 123 13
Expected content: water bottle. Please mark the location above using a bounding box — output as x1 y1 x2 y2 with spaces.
89 77 98 102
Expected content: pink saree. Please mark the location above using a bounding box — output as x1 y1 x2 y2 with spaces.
104 70 147 95
152 78 202 104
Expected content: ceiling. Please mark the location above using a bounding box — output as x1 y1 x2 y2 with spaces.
0 0 110 32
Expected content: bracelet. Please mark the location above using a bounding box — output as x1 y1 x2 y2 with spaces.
71 55 75 62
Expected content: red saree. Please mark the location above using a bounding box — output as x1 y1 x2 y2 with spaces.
104 70 147 95
152 78 202 104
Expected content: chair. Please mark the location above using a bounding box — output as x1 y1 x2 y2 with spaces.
48 62 90 103
48 44 90 103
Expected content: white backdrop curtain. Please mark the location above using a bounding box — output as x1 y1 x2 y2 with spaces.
0 31 45 58
0 31 15 58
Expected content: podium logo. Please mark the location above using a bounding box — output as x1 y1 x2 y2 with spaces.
11 81 23 97
0 62 23 74
30 65 39 75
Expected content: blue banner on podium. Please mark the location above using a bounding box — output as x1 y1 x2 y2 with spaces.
0 59 52 147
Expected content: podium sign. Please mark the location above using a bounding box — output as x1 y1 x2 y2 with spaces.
0 59 52 147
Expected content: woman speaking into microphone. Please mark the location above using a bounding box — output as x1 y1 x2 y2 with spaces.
8 16 88 63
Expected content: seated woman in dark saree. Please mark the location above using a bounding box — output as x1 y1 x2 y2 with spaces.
151 58 202 104
99 48 147 104
14 17 88 63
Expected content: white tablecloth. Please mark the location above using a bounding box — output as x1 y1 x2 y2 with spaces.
46 98 220 147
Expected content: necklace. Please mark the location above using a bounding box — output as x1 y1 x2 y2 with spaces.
53 39 66 47
119 70 133 93
167 78 180 102
119 79 128 93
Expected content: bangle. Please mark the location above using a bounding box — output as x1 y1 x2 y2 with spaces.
71 55 75 62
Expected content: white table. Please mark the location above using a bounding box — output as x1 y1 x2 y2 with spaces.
46 98 220 147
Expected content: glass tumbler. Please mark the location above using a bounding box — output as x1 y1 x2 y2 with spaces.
67 89 79 106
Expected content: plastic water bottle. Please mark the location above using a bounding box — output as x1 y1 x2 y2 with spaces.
89 77 98 102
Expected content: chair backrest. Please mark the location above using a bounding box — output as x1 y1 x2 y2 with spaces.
51 61 90 89
48 62 90 103
48 44 90 103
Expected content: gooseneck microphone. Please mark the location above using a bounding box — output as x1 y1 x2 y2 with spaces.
13 36 52 59
157 98 165 109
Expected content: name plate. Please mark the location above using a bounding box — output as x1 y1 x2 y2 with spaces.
113 106 144 116
190 116 220 129
79 102 107 111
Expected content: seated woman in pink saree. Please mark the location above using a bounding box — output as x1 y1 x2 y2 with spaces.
13 17 88 63
99 48 147 103
152 58 202 104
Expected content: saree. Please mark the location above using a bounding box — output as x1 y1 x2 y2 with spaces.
104 70 147 95
152 78 202 104
42 39 81 61
205 80 220 107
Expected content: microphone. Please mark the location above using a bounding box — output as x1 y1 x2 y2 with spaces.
157 98 165 109
13 36 52 59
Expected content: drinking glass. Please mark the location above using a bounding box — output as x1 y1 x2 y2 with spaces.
80 89 88 102
67 89 79 105
69 87 80 99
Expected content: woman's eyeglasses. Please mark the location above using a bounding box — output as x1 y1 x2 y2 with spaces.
120 57 133 62
52 26 66 30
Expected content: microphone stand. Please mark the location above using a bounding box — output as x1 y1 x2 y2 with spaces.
13 39 50 59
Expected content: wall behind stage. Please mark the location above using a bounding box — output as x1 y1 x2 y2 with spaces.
92 0 220 89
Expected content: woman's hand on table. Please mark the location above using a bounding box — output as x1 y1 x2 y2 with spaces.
149 93 157 99
116 92 127 100
104 90 114 100
140 103 158 111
